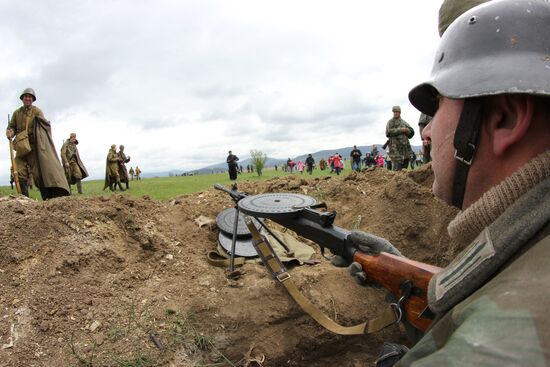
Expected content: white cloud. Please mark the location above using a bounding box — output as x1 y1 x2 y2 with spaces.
0 0 441 181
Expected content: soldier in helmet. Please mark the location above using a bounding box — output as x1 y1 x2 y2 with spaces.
333 0 550 365
385 106 415 171
60 133 88 194
6 88 69 199
104 144 125 192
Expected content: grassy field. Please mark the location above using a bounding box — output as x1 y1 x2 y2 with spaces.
0 166 354 201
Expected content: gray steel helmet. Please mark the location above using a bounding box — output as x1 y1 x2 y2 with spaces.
409 0 550 116
20 88 36 101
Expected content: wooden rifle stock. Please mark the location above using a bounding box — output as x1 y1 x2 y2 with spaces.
7 114 21 195
274 213 442 332
353 251 441 332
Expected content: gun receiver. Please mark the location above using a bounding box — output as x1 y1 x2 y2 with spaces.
214 184 441 332
272 208 440 332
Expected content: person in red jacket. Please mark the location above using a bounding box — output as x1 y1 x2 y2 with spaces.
332 153 343 175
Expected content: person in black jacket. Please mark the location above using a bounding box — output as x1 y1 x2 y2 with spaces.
305 154 315 175
226 150 239 180
350 145 362 172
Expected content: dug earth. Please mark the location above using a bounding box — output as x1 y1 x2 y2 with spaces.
0 165 461 366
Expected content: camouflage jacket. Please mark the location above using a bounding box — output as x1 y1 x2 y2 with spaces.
385 118 414 164
399 176 550 366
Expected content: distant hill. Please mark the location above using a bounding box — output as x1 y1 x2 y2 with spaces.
183 144 421 175
186 157 286 175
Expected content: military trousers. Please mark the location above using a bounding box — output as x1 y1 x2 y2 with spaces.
14 150 39 185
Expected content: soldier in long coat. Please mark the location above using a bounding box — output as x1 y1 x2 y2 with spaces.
6 88 69 199
60 133 89 194
103 144 124 191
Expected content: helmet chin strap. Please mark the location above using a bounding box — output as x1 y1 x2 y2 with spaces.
452 99 483 209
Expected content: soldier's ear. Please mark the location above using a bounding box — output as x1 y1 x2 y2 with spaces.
484 95 534 157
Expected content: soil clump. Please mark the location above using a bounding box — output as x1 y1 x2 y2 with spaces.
0 166 461 366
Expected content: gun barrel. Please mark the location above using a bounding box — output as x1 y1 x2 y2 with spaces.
214 183 247 201
273 216 353 259
214 183 229 193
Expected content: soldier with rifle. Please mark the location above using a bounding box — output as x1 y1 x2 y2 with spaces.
6 88 69 199
346 0 550 364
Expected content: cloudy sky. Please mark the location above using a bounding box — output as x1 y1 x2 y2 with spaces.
0 0 441 181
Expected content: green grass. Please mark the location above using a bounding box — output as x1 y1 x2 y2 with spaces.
0 165 355 201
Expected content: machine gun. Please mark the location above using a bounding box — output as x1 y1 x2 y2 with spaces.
215 184 441 333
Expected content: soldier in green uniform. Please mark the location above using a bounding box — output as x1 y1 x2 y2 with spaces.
336 1 550 365
385 106 414 171
129 166 135 180
6 88 69 199
104 144 125 191
60 133 88 194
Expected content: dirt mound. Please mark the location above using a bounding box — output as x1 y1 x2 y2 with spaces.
0 168 460 366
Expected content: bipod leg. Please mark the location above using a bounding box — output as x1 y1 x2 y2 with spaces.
254 217 291 253
229 207 240 273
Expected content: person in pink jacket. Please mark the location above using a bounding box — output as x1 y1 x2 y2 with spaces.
297 160 305 174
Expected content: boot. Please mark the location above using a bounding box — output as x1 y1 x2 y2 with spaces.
125 181 129 190
20 182 29 197
76 180 83 194
117 182 125 192
109 183 115 192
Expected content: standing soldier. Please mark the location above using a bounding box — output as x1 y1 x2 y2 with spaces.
60 133 88 194
129 166 135 180
104 144 124 191
117 144 131 190
135 166 141 180
6 88 69 199
226 150 239 181
385 105 414 171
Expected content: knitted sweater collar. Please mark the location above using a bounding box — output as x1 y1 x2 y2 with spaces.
448 150 550 245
